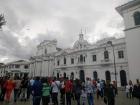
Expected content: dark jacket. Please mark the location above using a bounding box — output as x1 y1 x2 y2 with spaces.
133 84 140 99
32 80 42 96
104 84 115 98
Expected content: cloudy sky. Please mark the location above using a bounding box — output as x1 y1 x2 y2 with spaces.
0 0 130 63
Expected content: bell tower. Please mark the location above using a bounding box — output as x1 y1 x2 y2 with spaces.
116 0 140 82
79 30 84 41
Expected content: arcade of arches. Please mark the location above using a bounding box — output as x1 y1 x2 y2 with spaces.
57 69 127 87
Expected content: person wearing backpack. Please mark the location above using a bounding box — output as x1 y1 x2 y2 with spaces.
51 77 60 105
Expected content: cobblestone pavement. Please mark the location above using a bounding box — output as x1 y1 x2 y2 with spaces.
0 91 139 105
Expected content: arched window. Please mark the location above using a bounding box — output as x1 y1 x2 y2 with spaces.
104 50 109 59
134 11 140 25
57 73 59 78
79 70 85 82
80 55 83 62
63 72 66 78
105 71 111 81
93 71 98 81
64 57 66 64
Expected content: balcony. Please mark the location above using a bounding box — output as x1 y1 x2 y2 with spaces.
100 59 112 66
77 61 85 67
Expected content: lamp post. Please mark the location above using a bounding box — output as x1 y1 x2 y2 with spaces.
107 41 117 87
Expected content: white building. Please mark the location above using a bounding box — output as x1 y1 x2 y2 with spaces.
0 63 6 77
5 60 30 77
30 40 60 77
30 33 129 87
116 0 140 83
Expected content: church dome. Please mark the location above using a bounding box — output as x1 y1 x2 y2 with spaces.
73 33 89 49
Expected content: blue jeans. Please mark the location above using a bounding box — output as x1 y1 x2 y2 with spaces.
33 96 41 105
87 93 94 105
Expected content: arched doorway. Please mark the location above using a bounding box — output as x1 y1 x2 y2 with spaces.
105 71 111 82
120 70 127 86
93 71 98 81
63 72 66 78
70 72 74 80
79 70 85 82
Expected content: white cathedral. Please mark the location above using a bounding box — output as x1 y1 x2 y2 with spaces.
0 0 139 88
30 33 128 87
30 0 140 87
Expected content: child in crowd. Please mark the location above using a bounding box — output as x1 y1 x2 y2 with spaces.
126 84 130 98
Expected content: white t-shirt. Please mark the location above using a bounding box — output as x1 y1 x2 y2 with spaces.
51 80 60 93
97 83 101 91
126 85 130 93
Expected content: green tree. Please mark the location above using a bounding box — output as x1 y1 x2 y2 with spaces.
0 14 6 29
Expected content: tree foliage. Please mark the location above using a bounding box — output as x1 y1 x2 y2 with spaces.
0 14 6 29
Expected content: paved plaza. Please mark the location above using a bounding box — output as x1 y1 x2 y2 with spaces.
0 90 139 105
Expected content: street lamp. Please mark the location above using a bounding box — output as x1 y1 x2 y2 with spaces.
107 41 117 87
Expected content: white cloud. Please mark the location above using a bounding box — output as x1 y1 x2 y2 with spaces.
0 0 130 63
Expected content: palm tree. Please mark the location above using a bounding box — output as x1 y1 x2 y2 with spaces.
0 14 6 29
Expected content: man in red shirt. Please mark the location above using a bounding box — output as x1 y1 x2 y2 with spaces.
65 77 72 105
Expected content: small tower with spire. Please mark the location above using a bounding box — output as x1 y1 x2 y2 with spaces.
79 29 84 41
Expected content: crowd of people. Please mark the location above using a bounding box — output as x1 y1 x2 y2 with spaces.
0 75 139 105
125 80 140 105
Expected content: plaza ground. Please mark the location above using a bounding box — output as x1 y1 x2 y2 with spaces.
0 90 139 105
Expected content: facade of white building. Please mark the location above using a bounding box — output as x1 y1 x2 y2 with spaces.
0 63 6 77
116 0 140 83
5 60 30 77
30 40 59 77
30 33 129 87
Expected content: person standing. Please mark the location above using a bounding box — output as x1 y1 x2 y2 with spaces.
132 79 140 105
81 88 87 105
75 79 82 105
129 80 133 99
85 77 95 105
65 78 72 105
60 79 65 105
20 77 28 101
51 77 60 105
125 83 130 98
104 80 115 105
14 76 21 102
97 80 101 100
5 77 14 102
0 77 7 102
32 77 42 105
42 78 51 105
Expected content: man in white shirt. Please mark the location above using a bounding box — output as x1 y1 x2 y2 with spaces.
51 77 60 105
